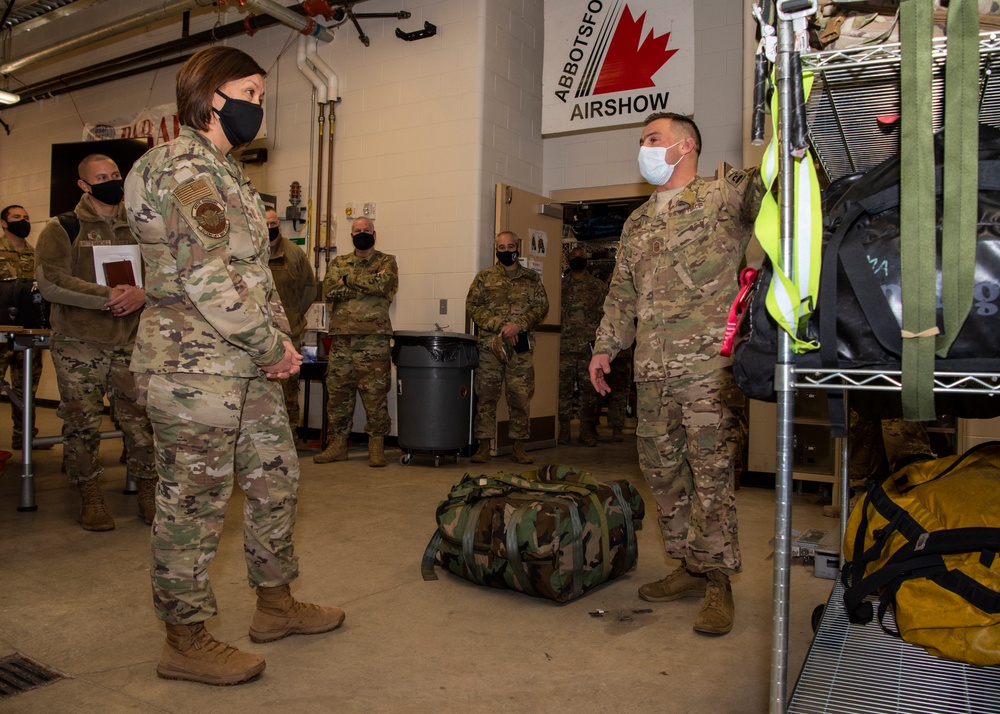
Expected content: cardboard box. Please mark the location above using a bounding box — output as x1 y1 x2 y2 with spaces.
305 302 327 332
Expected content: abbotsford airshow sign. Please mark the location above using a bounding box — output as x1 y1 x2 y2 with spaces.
542 0 694 135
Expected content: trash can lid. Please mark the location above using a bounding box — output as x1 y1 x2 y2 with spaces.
393 330 476 343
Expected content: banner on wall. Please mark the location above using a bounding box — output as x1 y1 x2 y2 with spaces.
82 104 181 146
542 0 694 135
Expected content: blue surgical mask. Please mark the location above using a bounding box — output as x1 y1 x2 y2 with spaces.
638 141 683 186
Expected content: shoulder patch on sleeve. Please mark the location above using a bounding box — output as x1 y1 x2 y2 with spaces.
725 168 748 187
173 178 213 208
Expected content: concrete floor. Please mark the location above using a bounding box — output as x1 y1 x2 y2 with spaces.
0 411 838 713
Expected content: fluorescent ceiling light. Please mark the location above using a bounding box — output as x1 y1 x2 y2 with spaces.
0 90 19 105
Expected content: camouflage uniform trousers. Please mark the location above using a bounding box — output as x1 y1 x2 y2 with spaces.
50 334 154 485
324 333 391 435
135 371 300 624
558 348 600 424
277 336 303 430
0 346 42 440
474 347 534 440
635 368 742 575
603 351 633 430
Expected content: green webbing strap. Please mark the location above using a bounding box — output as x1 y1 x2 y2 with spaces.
504 502 538 596
899 0 936 421
588 493 612 581
938 0 980 358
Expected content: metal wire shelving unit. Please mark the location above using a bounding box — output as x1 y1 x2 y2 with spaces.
766 25 1000 714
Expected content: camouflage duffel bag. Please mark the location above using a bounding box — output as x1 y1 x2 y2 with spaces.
421 464 644 603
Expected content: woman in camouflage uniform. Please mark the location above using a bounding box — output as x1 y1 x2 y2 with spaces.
124 46 343 687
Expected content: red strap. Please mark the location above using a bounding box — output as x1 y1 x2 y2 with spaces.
720 266 760 357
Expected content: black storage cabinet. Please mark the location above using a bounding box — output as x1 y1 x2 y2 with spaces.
391 330 478 465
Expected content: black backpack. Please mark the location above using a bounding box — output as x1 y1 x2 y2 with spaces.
732 125 1000 420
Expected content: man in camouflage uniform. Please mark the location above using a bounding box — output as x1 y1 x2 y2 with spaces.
466 230 549 464
34 156 155 531
559 244 606 446
266 207 318 445
0 204 44 448
590 113 764 636
125 46 342 687
315 215 398 467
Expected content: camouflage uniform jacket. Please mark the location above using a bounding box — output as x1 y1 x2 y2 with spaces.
561 270 607 354
324 249 398 336
124 126 290 376
466 263 549 346
269 235 317 341
0 233 35 280
34 195 141 346
594 169 763 381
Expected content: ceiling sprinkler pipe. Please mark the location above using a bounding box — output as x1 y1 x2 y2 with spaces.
242 0 334 42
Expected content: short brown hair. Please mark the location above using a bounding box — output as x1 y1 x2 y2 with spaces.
645 112 702 155
177 46 266 131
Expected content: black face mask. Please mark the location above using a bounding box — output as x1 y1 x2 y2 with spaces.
4 219 30 239
268 226 280 242
85 178 125 206
568 256 587 271
496 250 519 267
214 89 263 147
352 232 375 251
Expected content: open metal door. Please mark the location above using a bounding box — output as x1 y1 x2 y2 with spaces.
494 184 563 451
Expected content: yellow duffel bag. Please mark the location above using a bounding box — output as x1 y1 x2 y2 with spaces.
842 441 1000 666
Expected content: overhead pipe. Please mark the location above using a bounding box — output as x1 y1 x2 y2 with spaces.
242 0 334 42
0 0 215 76
13 11 284 105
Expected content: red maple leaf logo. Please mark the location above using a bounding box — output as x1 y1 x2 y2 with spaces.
594 5 678 95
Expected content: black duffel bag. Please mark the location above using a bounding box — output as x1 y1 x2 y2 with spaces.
733 125 1000 419
0 278 50 329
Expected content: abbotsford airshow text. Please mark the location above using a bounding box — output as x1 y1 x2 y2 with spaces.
568 92 670 120
553 0 671 122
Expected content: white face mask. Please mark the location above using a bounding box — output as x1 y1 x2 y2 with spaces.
638 141 683 186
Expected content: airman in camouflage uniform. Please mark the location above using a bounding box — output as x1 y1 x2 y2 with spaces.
466 231 549 464
559 244 607 446
315 216 398 468
124 46 342 687
34 158 155 532
266 207 318 441
590 113 764 636
0 205 44 448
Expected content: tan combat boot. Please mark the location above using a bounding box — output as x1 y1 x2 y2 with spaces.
511 439 533 465
579 422 599 447
249 584 346 643
157 622 265 685
638 564 707 602
693 570 735 635
313 434 348 464
558 421 571 445
470 440 491 464
77 480 115 531
368 435 386 468
137 477 157 525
